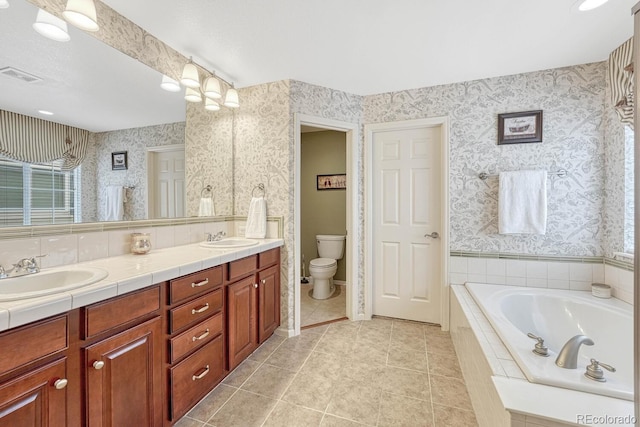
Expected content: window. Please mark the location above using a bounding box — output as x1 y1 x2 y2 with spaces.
0 157 81 226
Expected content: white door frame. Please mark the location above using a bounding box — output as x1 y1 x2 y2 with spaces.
364 117 450 330
294 114 360 336
146 144 185 220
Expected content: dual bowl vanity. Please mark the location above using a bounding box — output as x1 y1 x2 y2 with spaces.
0 237 283 426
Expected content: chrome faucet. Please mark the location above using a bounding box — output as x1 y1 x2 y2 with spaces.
205 231 226 242
0 255 46 280
555 335 594 369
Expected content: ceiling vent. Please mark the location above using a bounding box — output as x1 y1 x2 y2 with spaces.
0 67 42 83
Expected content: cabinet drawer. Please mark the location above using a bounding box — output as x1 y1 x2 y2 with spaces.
228 255 257 281
0 315 67 376
169 288 223 333
169 266 223 304
170 335 224 420
83 286 160 339
259 248 279 269
169 311 223 363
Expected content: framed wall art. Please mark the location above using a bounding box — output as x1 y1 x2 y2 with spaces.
498 110 543 145
317 174 346 190
111 151 128 170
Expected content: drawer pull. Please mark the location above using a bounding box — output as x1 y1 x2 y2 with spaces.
192 329 210 342
93 360 105 370
191 303 210 314
191 278 209 288
192 365 210 381
53 378 68 390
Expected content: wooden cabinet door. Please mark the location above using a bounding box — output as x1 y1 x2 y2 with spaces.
85 317 162 427
257 265 280 344
227 275 258 370
0 358 67 427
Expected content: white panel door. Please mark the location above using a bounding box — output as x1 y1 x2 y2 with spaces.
372 126 442 323
153 150 185 218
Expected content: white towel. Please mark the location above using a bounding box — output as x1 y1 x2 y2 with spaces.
105 186 124 221
498 170 547 235
198 198 215 217
245 197 267 238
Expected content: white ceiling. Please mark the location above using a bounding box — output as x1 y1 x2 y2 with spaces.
0 0 185 132
101 0 636 96
0 0 635 133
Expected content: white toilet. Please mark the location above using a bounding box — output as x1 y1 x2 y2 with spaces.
309 234 345 300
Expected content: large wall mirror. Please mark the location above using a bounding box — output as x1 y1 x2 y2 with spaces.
0 0 233 229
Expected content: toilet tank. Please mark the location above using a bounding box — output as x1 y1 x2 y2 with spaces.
316 235 345 260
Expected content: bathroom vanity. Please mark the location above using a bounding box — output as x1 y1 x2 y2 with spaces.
0 243 282 426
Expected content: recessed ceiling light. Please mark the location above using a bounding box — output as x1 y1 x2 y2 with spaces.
574 0 609 12
38 110 54 116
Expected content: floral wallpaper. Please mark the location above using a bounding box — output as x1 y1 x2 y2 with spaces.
366 62 607 257
82 122 185 222
185 102 233 217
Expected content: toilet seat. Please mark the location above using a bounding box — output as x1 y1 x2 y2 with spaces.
309 258 337 269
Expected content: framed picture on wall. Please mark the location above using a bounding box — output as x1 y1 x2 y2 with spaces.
317 174 346 190
498 110 543 145
111 151 128 170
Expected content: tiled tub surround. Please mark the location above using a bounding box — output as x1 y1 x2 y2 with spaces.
450 285 635 427
0 237 283 332
449 255 633 305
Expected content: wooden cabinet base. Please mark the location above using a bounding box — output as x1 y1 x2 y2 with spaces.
0 358 67 427
169 335 225 421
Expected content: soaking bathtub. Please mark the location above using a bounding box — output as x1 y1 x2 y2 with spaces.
465 282 633 401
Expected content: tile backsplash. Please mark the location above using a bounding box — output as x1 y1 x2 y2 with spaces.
450 255 633 305
0 218 281 270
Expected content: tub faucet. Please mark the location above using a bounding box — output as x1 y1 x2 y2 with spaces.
555 335 594 369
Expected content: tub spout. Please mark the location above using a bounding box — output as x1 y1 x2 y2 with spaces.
555 335 594 369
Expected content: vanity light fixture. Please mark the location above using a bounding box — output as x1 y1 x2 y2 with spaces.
0 0 9 9
203 75 222 99
160 75 181 92
205 98 220 111
573 0 609 11
184 87 202 103
33 9 70 42
223 85 240 108
180 58 200 89
63 0 99 32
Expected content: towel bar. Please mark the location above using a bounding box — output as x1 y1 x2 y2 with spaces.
478 169 567 181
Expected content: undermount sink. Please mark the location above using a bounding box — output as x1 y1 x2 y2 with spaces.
0 267 109 301
199 238 259 249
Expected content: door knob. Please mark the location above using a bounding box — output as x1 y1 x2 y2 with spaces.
424 232 440 239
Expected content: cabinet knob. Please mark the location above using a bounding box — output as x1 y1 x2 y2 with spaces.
93 360 105 370
53 378 68 390
261 279 266 285
253 283 258 288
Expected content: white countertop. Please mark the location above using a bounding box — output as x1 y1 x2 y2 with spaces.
0 239 284 332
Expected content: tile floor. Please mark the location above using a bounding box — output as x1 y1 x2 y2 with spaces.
301 283 347 327
176 317 478 427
